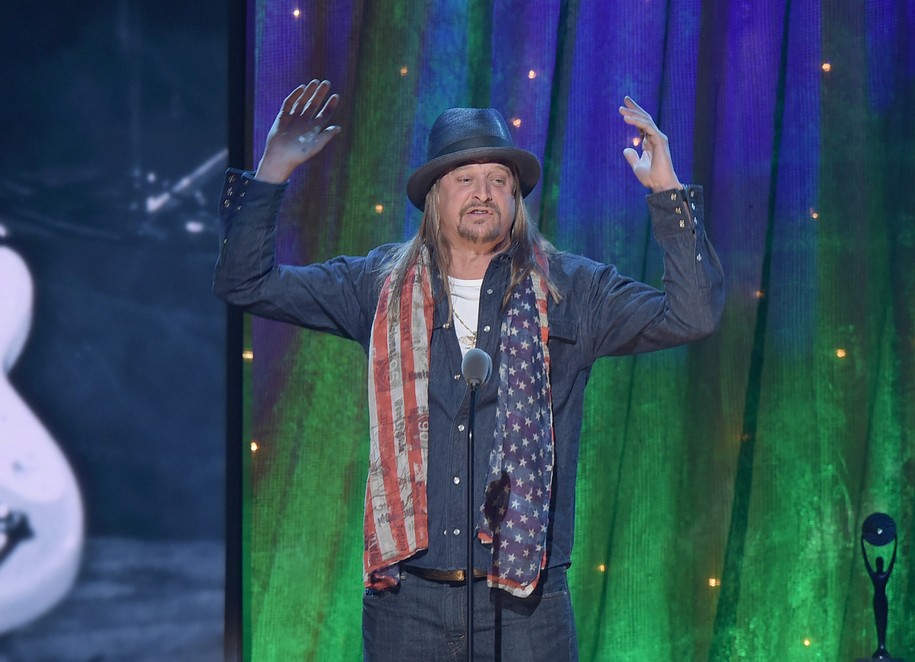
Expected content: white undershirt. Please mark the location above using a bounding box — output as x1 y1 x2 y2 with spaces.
448 276 483 357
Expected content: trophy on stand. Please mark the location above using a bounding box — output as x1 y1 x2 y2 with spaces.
856 513 907 662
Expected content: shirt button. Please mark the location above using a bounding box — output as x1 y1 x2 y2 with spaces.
457 424 465 432
679 220 685 228
483 325 491 332
486 288 494 295
443 529 448 536
697 253 703 262
453 528 461 536
453 476 461 485
670 192 677 201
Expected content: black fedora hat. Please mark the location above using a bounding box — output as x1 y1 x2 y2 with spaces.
406 107 541 210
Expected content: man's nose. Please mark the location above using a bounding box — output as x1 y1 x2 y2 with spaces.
471 180 492 201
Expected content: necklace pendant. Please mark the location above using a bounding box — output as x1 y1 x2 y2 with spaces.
459 334 476 348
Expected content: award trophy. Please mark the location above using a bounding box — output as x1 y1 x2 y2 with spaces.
856 513 906 662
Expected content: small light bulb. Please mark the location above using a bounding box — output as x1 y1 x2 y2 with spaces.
803 638 811 647
528 70 537 79
399 66 408 77
821 62 831 72
251 441 259 452
242 349 254 361
511 117 522 128
836 348 847 358
598 564 606 572
374 204 384 214
632 137 641 147
292 8 300 18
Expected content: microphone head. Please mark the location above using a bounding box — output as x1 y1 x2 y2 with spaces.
461 348 492 387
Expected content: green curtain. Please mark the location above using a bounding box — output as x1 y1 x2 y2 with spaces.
241 1 915 659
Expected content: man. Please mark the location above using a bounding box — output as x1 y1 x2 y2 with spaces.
215 79 724 661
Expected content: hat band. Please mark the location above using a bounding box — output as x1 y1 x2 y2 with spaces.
431 134 514 160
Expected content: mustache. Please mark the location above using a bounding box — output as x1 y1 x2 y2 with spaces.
460 201 499 215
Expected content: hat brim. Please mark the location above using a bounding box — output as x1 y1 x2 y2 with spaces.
406 146 541 211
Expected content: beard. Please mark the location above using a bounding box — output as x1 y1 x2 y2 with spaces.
456 204 504 244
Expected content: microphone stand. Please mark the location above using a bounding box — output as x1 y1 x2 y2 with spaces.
461 347 491 662
466 380 479 662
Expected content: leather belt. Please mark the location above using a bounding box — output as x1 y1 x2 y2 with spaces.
403 566 487 583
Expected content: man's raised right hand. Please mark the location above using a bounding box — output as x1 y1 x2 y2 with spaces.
254 80 341 184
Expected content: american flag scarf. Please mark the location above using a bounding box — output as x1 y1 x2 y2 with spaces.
364 246 553 597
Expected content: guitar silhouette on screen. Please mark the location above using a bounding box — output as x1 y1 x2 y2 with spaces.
0 245 84 634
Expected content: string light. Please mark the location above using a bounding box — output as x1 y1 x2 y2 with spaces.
374 203 384 214
809 208 819 219
597 564 606 572
754 290 765 299
803 638 811 647
835 348 847 359
251 441 259 452
242 349 254 361
292 8 300 18
399 65 409 77
708 578 720 587
528 70 537 79
631 136 641 147
821 62 832 72
510 117 522 128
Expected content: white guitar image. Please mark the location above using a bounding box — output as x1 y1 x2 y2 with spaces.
0 245 84 633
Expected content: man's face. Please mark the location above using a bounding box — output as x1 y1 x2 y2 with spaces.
436 162 516 251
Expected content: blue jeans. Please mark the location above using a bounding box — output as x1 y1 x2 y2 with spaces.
362 567 578 661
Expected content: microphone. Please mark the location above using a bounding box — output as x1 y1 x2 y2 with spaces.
461 347 492 388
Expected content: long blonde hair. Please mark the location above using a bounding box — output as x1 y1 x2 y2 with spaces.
379 167 561 317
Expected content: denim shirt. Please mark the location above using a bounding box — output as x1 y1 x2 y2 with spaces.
214 169 725 572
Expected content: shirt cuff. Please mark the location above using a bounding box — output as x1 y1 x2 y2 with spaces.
218 168 288 217
647 185 704 239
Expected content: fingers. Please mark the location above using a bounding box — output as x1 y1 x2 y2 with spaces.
618 96 661 139
280 80 337 121
315 92 339 122
292 80 328 117
622 148 640 168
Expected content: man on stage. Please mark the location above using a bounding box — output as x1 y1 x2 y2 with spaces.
214 79 724 660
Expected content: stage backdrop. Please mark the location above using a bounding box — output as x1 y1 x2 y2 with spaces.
238 1 915 659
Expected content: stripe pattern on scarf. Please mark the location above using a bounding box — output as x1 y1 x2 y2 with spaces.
478 266 553 597
363 251 434 589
